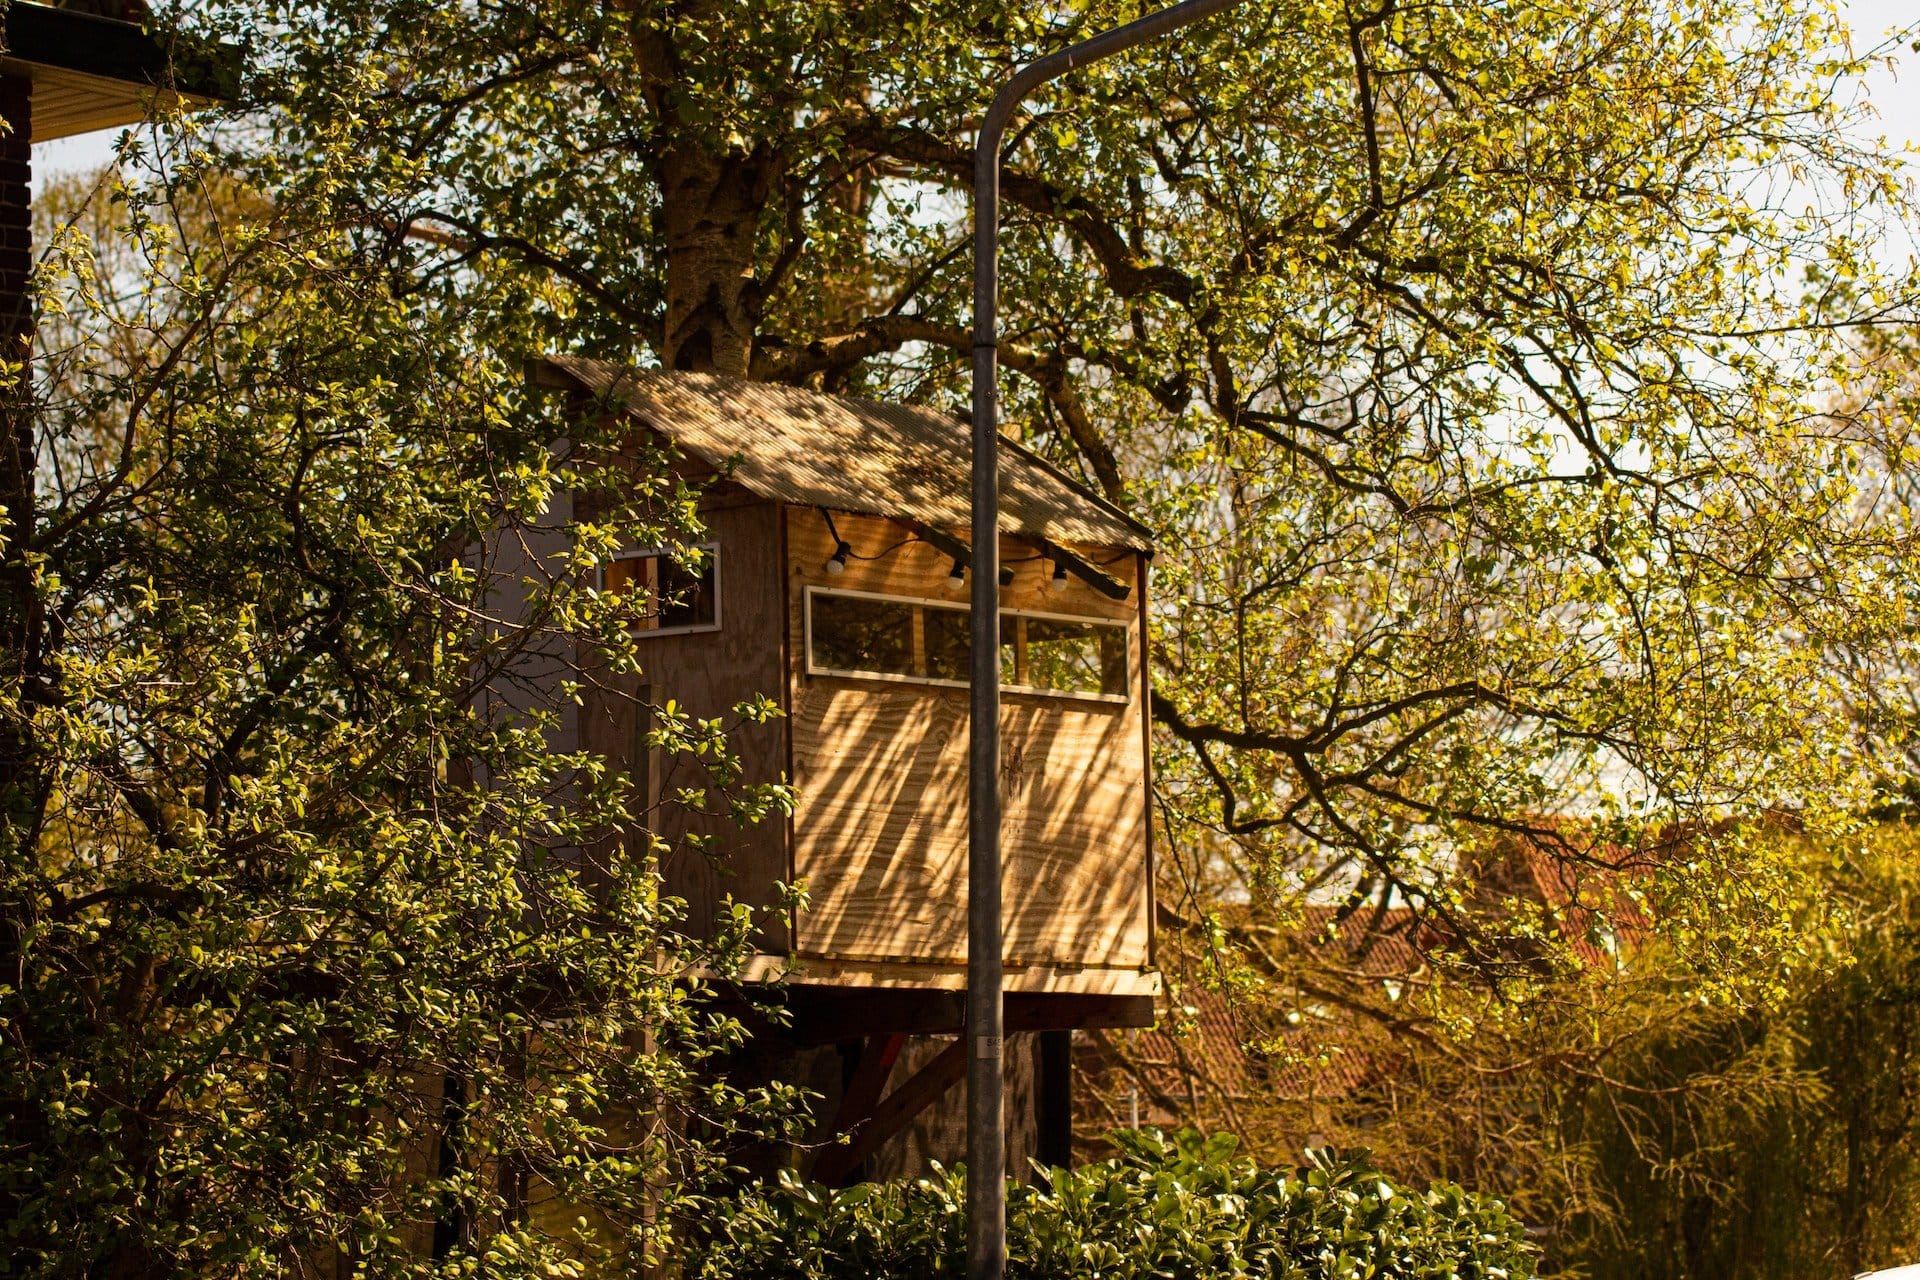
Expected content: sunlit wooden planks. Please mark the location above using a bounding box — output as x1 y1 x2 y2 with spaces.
785 509 1152 974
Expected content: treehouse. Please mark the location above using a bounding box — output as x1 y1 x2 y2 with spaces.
530 358 1159 1176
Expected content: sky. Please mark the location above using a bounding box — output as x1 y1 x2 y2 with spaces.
1847 0 1920 152
28 3 1920 185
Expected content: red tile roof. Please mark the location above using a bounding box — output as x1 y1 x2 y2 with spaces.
1075 825 1665 1145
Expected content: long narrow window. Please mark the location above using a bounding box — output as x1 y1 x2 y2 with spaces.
601 544 719 634
804 587 1129 703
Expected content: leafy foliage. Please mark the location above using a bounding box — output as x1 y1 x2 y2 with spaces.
1 145 800 1278
4 0 1920 1270
689 1130 1537 1280
1124 824 1920 1278
205 0 1920 978
1565 824 1920 1280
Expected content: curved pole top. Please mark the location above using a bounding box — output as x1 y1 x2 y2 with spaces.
966 4 1245 1279
974 0 1246 180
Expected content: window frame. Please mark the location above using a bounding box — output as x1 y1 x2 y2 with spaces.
802 585 1131 705
599 541 723 637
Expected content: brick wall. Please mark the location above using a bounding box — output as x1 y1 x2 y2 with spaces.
0 74 29 361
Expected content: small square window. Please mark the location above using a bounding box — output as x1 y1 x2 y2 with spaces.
603 545 718 633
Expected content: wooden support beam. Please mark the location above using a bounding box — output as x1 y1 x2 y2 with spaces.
1039 538 1130 601
786 988 967 1045
895 516 1015 586
811 1036 966 1186
809 1032 906 1173
1007 992 1154 1033
784 989 1153 1045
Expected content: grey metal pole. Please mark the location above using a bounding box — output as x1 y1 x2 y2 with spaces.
968 3 1243 1276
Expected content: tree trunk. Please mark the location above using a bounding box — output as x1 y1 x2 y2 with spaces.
625 0 782 378
655 141 780 377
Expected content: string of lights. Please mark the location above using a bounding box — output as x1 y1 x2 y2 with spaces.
815 507 1127 598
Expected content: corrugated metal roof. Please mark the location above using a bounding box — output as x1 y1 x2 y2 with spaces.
536 356 1153 552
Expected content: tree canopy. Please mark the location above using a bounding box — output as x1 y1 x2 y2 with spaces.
225 0 1920 957
3 0 1918 1272
3 130 799 1278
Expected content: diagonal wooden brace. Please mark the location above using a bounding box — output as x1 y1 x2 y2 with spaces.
811 1036 967 1186
811 1032 906 1153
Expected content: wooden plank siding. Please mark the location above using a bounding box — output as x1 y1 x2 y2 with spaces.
784 508 1152 976
578 496 793 951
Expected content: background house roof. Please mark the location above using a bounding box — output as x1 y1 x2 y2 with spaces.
535 356 1154 553
2 3 231 142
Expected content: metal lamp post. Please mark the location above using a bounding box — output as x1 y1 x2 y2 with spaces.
967 2 1244 1275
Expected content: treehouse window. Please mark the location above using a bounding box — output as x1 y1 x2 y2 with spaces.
1013 616 1130 697
804 587 1129 703
809 591 916 676
922 601 971 682
601 544 719 633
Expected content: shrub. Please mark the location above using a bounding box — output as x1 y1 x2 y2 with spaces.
686 1128 1537 1278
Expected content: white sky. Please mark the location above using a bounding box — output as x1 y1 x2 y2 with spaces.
33 121 119 185
1849 0 1920 151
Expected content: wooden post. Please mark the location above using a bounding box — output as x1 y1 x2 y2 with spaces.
1036 1030 1073 1170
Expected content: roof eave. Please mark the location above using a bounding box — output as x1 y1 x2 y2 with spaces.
3 3 235 143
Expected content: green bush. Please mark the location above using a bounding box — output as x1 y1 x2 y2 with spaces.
687 1129 1537 1279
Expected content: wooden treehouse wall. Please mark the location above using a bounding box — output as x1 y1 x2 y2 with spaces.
784 508 1152 981
578 495 794 951
579 495 1156 984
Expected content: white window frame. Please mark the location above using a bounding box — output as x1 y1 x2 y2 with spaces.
802 585 1130 705
600 541 722 637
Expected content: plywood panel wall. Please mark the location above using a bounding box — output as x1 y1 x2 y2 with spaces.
579 497 793 950
785 508 1151 974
